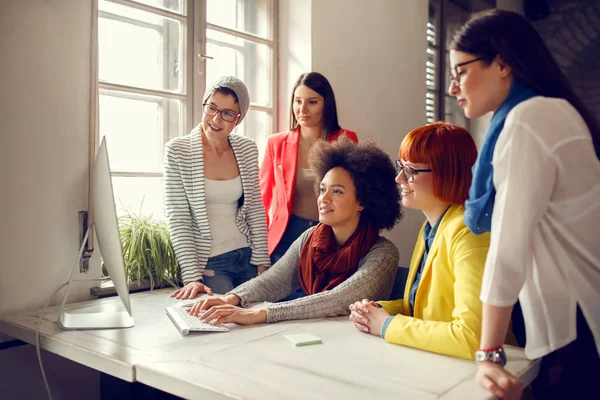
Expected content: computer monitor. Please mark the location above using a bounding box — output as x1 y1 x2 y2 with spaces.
58 137 135 330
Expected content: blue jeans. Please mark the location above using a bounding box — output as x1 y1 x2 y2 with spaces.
270 214 318 265
202 247 256 295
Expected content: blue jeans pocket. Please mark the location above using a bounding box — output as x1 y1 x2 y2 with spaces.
203 248 256 294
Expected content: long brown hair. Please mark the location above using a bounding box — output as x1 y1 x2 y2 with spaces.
289 72 341 140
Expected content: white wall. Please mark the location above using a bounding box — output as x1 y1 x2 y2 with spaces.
0 0 102 395
279 0 428 266
0 0 99 318
277 0 313 131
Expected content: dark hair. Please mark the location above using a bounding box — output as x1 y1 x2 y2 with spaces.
450 9 600 158
400 122 477 204
289 72 341 140
309 136 402 231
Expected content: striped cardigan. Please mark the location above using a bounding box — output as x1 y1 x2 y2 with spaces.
164 127 271 285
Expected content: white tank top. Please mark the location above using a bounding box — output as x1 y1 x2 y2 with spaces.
205 176 249 257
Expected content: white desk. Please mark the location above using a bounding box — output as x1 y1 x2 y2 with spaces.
0 290 540 399
0 290 312 382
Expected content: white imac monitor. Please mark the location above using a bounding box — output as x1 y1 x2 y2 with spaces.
58 137 134 330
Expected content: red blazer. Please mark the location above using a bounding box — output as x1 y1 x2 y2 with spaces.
260 128 358 255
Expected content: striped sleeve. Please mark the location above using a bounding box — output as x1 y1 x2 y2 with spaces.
164 140 202 284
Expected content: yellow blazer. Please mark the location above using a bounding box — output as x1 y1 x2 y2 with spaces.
378 205 490 360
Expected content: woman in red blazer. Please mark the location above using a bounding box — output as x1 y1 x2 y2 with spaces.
260 72 358 270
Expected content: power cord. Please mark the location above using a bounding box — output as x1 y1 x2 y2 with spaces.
36 282 68 400
36 277 110 400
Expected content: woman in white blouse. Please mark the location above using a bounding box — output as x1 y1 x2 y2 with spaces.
164 76 270 298
448 10 600 400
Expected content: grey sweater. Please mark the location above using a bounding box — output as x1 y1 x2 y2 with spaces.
228 227 399 323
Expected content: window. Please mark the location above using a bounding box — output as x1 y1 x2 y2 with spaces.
427 0 442 124
205 0 277 157
97 0 276 219
427 0 483 128
426 13 437 124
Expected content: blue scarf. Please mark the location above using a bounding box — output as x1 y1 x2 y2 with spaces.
464 79 539 234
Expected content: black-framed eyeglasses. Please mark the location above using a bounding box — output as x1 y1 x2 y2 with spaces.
395 160 432 183
449 56 490 87
202 103 240 122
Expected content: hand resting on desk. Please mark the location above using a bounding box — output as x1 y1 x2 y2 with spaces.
476 361 524 400
171 281 213 300
348 299 390 337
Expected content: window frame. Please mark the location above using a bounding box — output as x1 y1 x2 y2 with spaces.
196 0 279 135
98 0 190 183
95 0 278 216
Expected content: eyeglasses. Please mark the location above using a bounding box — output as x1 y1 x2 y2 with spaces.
449 56 489 87
395 160 432 183
202 103 240 122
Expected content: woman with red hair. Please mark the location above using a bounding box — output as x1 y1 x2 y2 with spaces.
349 122 490 360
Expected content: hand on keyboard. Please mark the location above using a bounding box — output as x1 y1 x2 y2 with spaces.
166 306 229 335
185 309 205 316
188 293 241 316
199 304 268 326
188 298 229 316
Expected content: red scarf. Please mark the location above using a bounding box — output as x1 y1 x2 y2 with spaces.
298 221 380 295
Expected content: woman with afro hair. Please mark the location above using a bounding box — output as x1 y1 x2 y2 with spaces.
186 136 403 326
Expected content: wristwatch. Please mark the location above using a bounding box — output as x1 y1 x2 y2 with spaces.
475 347 507 367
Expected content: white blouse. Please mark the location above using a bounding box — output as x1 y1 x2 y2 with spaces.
480 96 600 359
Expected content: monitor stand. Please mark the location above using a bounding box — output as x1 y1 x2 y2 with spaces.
58 310 135 330
58 224 135 330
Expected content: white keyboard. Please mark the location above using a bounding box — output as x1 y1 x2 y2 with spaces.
166 306 229 336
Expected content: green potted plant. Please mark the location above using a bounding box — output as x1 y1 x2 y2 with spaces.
99 209 181 294
118 210 180 290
